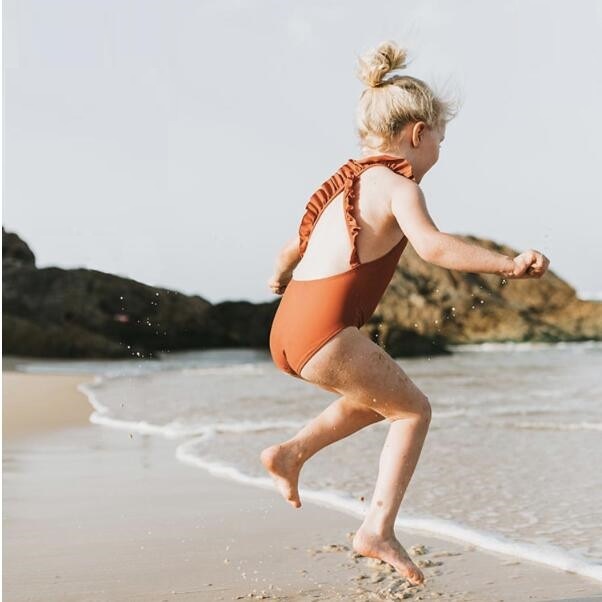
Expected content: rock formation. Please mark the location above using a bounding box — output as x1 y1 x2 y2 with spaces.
372 236 601 346
3 227 600 360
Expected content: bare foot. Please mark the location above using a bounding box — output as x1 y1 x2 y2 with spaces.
260 442 303 509
352 526 425 586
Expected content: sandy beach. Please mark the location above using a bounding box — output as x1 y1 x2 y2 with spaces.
3 363 602 601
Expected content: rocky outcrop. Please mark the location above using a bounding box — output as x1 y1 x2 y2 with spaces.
3 226 36 269
2 227 600 360
2 227 273 359
369 236 602 345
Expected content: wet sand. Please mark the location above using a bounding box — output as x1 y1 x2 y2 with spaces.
3 366 602 601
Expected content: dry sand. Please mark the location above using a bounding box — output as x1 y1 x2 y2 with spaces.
2 363 602 601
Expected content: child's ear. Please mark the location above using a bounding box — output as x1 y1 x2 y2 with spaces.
411 122 425 146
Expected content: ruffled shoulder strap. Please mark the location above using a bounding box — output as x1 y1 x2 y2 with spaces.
298 154 415 267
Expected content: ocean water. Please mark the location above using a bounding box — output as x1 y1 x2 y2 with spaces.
12 342 602 582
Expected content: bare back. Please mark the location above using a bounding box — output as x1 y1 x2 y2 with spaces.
293 166 409 281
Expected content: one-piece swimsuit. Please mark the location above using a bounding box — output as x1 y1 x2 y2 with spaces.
269 153 415 378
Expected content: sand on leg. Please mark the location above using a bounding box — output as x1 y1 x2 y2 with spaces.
262 326 432 585
261 327 387 509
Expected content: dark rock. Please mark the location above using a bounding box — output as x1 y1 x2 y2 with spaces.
2 227 600 360
2 227 236 359
2 226 36 269
371 325 450 357
206 299 277 347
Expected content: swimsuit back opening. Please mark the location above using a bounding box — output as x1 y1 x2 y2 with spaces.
269 154 416 378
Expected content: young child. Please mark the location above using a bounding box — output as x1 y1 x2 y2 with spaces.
262 40 549 586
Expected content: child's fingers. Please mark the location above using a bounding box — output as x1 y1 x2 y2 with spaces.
517 250 550 279
513 255 531 277
268 282 286 295
530 252 546 271
526 253 550 278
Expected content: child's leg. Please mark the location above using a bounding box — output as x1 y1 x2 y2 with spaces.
266 326 431 585
352 413 430 586
358 414 430 536
288 394 384 461
260 395 383 509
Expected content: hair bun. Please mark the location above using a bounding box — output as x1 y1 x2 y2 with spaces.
356 40 408 88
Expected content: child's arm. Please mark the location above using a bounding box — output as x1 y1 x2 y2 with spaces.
267 234 301 295
391 180 549 278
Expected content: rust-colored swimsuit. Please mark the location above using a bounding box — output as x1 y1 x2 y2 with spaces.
269 153 415 379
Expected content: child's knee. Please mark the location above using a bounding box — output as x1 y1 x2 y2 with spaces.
381 390 431 423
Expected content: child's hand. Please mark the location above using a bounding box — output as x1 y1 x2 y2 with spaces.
508 249 550 279
267 270 293 295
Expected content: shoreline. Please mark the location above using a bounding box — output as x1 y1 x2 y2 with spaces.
3 361 602 601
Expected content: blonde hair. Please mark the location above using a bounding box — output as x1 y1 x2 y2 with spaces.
355 40 460 153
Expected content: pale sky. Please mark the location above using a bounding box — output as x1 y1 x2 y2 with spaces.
3 0 601 303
